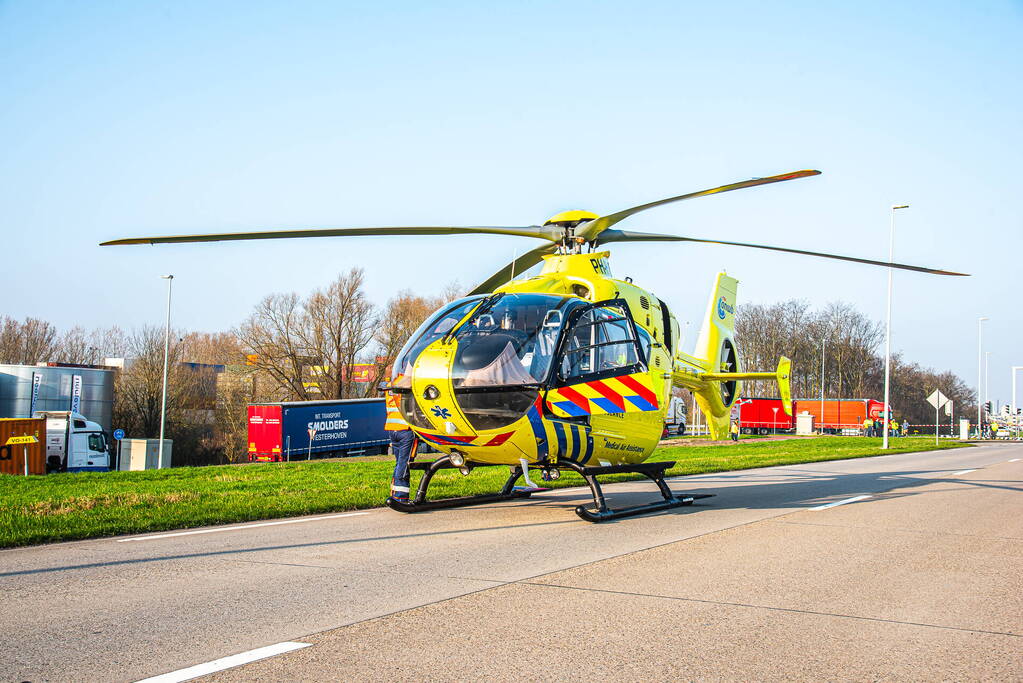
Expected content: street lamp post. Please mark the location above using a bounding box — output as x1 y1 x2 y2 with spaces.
158 275 174 469
772 406 778 434
820 334 827 435
882 205 908 449
977 316 988 436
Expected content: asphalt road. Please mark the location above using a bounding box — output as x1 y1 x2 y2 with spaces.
2 443 1020 682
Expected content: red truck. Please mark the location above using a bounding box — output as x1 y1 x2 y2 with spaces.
736 397 888 434
734 397 794 434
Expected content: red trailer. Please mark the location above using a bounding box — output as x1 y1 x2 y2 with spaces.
736 397 794 434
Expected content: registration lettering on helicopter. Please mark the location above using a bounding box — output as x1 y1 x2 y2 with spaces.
589 257 611 275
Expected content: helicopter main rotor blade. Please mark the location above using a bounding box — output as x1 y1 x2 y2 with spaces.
596 229 694 244
100 225 556 246
665 234 968 276
576 170 821 241
469 243 559 295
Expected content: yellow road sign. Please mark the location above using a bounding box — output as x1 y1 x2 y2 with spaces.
6 435 38 445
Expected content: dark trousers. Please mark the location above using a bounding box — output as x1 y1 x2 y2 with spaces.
390 430 417 498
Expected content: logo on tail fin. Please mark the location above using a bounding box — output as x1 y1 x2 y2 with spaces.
717 296 734 319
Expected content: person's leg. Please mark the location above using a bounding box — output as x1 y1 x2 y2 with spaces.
390 430 413 500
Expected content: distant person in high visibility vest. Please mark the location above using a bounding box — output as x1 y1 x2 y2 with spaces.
384 391 418 503
730 420 739 442
863 417 874 437
890 420 900 437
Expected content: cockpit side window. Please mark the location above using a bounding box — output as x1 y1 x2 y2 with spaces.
636 326 651 364
557 301 646 384
658 299 673 353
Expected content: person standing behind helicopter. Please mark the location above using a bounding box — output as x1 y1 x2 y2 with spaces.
383 388 418 503
730 419 740 442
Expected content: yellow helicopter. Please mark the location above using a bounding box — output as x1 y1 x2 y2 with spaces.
103 170 967 521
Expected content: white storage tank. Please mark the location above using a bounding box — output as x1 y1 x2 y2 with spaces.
0 363 115 433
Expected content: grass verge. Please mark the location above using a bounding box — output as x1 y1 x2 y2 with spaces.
0 436 968 548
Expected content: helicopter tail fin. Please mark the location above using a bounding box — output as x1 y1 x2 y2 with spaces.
693 272 738 371
690 273 740 439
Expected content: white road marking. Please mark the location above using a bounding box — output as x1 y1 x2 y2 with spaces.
135 641 311 682
950 469 976 476
1009 458 1020 463
809 495 872 511
117 512 369 542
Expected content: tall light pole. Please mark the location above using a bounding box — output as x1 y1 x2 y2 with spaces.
158 275 174 469
882 205 909 449
977 316 988 435
820 334 827 434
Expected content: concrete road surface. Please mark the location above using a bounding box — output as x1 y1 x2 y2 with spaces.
2 443 1021 681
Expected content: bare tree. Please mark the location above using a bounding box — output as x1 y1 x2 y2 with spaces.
0 316 60 364
236 268 377 400
373 289 445 383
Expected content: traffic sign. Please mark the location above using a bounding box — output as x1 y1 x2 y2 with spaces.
113 429 126 441
5 435 38 445
926 390 949 410
925 390 950 446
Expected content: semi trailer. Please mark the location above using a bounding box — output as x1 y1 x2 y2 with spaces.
247 398 390 462
735 397 888 434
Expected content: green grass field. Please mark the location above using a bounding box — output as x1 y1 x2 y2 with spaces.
0 436 968 548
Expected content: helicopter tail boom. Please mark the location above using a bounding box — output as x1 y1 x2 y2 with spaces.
699 357 793 416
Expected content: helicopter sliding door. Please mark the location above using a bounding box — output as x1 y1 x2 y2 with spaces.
545 299 659 419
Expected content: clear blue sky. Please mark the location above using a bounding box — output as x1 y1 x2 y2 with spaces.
2 1 1020 407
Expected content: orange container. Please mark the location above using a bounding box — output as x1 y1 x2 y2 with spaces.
794 399 869 429
0 418 46 475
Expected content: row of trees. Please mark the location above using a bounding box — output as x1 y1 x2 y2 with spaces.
0 317 123 366
4 277 975 465
734 300 975 425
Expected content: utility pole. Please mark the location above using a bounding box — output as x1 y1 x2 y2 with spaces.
977 317 988 436
882 204 908 449
158 275 174 469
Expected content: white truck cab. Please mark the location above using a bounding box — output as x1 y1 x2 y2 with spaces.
34 411 110 472
664 396 688 436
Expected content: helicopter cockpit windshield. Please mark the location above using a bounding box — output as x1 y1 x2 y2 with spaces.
450 293 580 388
448 293 582 431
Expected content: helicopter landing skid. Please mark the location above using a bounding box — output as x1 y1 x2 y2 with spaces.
557 460 714 523
385 455 535 513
